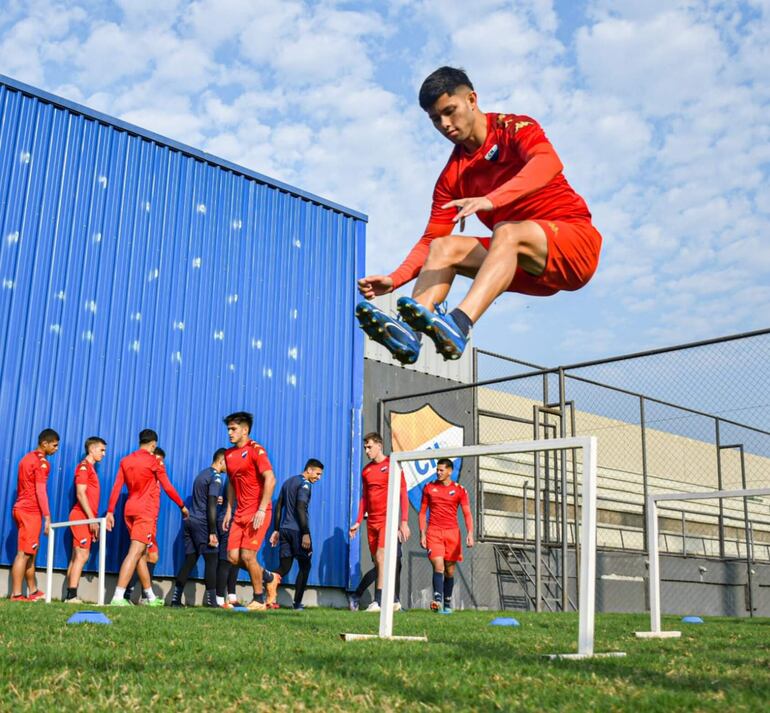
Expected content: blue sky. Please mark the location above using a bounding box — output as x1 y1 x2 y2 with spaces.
1 0 769 366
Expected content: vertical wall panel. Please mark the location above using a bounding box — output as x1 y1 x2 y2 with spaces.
0 76 366 588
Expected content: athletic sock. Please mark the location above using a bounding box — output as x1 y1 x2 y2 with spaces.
253 591 265 604
228 593 238 603
432 572 444 601
66 587 77 600
216 596 225 606
143 588 156 602
449 308 473 337
375 588 382 606
443 576 455 607
263 569 274 584
114 586 126 600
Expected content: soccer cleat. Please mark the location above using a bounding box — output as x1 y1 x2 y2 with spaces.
393 601 402 612
347 594 360 611
397 297 468 361
430 600 442 612
9 594 27 602
365 601 381 612
141 597 165 607
265 572 281 607
440 607 453 615
292 603 305 611
355 301 421 365
26 590 45 602
64 597 83 604
169 600 184 608
267 602 280 610
246 599 267 612
221 601 235 610
109 597 131 607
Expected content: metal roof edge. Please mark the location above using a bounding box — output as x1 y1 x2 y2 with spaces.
0 73 368 223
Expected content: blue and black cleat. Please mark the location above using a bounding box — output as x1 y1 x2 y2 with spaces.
355 301 421 365
396 297 468 361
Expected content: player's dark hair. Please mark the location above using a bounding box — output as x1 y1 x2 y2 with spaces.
84 436 106 453
139 429 158 445
304 458 324 471
437 457 454 470
419 66 474 110
38 428 60 445
154 446 166 458
213 448 227 463
224 411 253 432
363 432 383 445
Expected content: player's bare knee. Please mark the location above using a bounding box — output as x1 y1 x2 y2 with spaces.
490 222 528 251
427 236 464 265
227 551 240 566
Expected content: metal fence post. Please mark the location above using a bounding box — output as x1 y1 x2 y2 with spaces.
640 396 649 552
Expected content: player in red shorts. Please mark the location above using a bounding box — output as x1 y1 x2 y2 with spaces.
10 428 60 602
221 411 279 612
349 432 410 612
64 436 107 603
356 66 602 363
106 430 188 606
419 458 474 614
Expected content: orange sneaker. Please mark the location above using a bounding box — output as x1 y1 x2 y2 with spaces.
10 594 27 602
265 573 281 607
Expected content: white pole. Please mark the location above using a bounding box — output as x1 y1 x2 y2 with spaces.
379 456 402 637
98 517 107 606
647 497 661 633
577 436 597 657
45 528 55 603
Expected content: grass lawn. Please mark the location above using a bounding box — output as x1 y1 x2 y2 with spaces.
0 602 768 711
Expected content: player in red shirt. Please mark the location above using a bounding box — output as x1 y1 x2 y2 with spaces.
9 428 59 602
356 66 602 364
349 432 410 612
221 411 279 612
419 458 474 614
63 436 107 603
105 430 189 606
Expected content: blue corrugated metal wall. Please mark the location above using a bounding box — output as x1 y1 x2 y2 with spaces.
0 76 365 589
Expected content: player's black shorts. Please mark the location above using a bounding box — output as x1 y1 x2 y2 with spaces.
279 529 312 561
184 517 217 556
217 518 229 560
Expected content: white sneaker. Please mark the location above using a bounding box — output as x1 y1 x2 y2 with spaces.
365 601 381 612
393 601 402 612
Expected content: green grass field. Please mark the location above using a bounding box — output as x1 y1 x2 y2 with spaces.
1 602 768 712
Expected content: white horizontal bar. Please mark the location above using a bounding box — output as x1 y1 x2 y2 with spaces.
50 517 106 529
340 633 428 642
548 651 626 660
635 631 681 639
652 488 770 503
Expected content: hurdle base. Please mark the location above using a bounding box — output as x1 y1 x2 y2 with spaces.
635 631 681 639
340 633 428 642
547 651 626 660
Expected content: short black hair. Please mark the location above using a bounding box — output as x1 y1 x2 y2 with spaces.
223 411 253 432
213 448 227 463
84 436 106 453
437 457 454 470
304 458 324 471
139 429 158 445
38 428 60 445
154 446 166 458
419 66 474 110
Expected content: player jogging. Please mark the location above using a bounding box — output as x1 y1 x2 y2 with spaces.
349 432 410 612
9 428 59 602
222 412 280 612
170 449 227 607
64 437 107 603
268 458 324 610
106 430 189 606
419 458 473 614
356 66 602 364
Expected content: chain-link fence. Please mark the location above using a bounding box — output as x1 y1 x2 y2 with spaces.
380 329 770 616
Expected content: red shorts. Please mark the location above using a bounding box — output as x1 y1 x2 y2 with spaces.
366 522 386 556
13 507 42 556
426 527 463 562
70 508 95 551
477 219 602 297
228 510 271 552
124 513 155 545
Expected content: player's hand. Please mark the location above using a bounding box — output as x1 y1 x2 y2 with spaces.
466 533 475 548
44 517 50 537
105 512 115 532
301 534 312 551
349 523 360 539
253 510 266 530
209 533 219 547
180 506 190 520
420 533 427 550
89 522 100 539
357 274 393 299
442 196 493 223
223 511 231 532
398 522 411 543
269 531 279 547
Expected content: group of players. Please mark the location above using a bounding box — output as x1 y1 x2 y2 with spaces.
9 416 474 614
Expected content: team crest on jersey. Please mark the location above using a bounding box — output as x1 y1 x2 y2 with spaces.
389 404 464 511
484 144 499 161
241 451 248 458
449 490 456 496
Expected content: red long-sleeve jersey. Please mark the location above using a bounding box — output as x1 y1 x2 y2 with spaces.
14 450 51 517
355 456 409 526
107 449 183 517
419 480 473 532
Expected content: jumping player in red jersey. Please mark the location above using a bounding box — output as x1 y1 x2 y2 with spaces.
106 430 189 606
64 436 107 603
349 432 410 612
221 411 279 612
9 428 59 602
356 65 602 364
419 458 473 614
